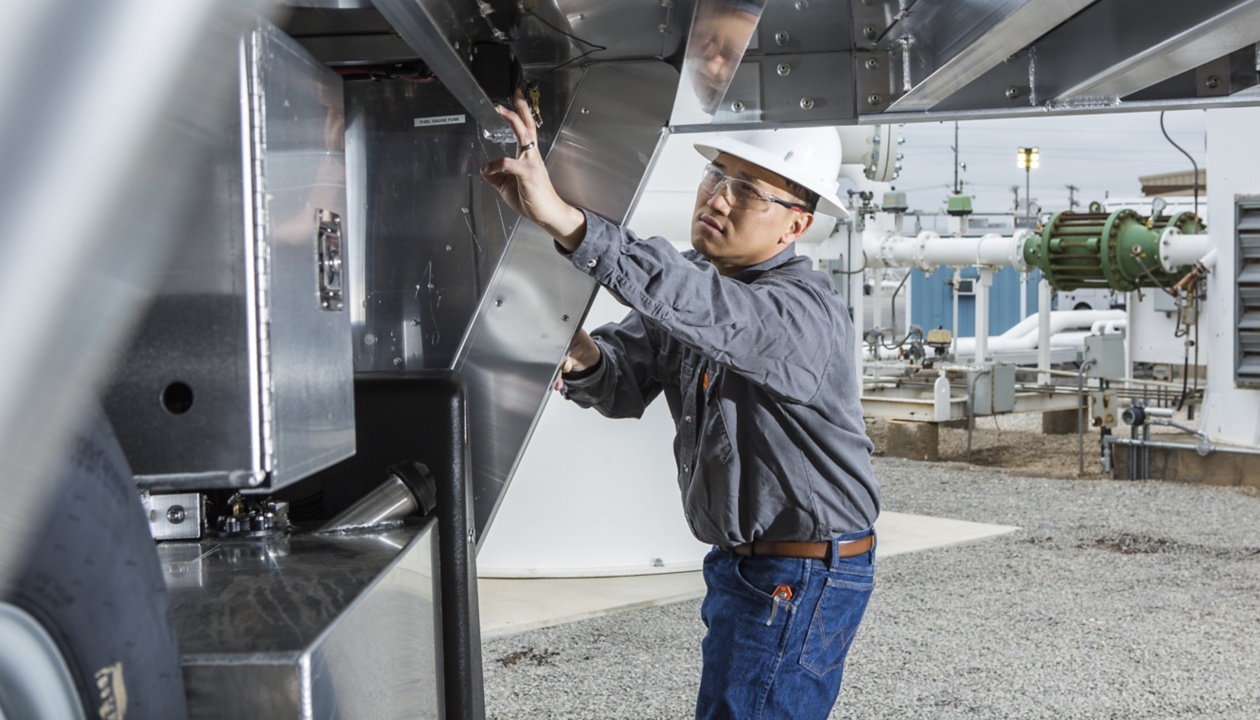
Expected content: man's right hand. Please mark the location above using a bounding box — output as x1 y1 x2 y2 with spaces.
479 90 586 251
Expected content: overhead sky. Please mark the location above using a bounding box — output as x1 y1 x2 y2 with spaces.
892 109 1208 219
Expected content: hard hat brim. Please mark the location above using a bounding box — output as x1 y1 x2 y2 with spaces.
694 137 850 218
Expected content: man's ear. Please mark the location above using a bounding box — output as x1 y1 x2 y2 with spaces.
780 211 815 245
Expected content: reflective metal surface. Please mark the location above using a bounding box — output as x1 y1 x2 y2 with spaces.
0 603 86 720
165 522 442 720
674 0 767 123
884 0 1096 112
319 475 418 531
103 22 355 492
455 61 678 547
1053 0 1260 103
0 0 262 591
371 0 513 139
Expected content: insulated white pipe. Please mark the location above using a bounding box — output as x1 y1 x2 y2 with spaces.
865 230 1032 272
975 268 993 363
1158 230 1214 272
1038 279 1052 384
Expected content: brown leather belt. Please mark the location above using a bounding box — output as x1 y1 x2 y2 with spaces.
727 534 873 561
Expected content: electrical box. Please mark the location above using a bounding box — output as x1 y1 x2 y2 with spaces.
103 23 355 492
1084 333 1126 379
968 363 1015 415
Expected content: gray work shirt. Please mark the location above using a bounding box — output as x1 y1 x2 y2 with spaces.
562 210 879 546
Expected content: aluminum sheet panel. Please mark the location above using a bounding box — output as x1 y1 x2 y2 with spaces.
166 522 441 720
103 23 355 491
455 61 678 547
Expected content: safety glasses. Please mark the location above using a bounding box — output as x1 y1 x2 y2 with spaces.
699 164 810 213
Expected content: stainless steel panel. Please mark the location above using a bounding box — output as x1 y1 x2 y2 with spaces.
1053 0 1260 102
103 22 355 492
253 24 357 489
673 0 768 124
884 0 1096 113
167 522 442 720
143 493 204 541
371 0 513 140
456 61 678 547
924 0 1260 116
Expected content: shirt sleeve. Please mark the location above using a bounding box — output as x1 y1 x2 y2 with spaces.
565 209 833 404
562 311 664 419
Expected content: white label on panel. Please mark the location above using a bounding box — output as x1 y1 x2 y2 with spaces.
414 114 466 127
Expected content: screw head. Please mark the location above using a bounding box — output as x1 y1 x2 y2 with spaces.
167 505 186 524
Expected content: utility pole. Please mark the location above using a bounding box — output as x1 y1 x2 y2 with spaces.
952 121 961 194
1066 184 1080 211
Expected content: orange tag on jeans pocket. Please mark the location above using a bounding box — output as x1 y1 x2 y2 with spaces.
772 584 792 601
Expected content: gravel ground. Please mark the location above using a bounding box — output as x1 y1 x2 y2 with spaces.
482 457 1260 719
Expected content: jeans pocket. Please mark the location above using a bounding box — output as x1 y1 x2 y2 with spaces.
732 555 803 603
798 575 874 677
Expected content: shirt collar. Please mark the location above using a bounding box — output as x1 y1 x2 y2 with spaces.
729 243 797 283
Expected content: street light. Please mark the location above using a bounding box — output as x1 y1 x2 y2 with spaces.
1016 146 1039 228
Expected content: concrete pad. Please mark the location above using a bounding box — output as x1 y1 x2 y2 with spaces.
478 511 1018 640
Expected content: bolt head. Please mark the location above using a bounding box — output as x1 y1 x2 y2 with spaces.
167 505 186 524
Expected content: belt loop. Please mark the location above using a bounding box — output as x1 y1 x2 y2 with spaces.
828 538 840 571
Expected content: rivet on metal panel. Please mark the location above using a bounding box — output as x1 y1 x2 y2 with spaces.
863 25 877 40
1006 86 1021 99
731 100 745 112
562 315 570 322
495 299 503 307
775 31 790 46
800 97 814 110
659 23 669 33
865 58 880 70
581 107 590 114
468 528 476 544
777 63 791 76
794 0 808 8
867 94 883 106
1205 75 1221 90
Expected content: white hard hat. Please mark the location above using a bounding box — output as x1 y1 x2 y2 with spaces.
694 128 848 218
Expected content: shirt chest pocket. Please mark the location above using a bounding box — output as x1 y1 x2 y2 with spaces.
699 368 733 466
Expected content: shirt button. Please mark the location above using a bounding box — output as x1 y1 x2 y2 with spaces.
683 464 690 473
586 258 598 268
685 415 692 423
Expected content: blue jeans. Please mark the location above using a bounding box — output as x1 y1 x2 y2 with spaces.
696 529 876 720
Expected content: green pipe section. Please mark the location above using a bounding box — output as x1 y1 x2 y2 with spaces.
1022 210 1204 291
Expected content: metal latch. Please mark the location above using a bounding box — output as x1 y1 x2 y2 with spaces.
316 208 344 311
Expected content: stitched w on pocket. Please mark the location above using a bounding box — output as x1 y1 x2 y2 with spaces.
798 575 874 677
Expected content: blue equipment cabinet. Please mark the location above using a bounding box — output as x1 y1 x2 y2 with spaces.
909 266 1044 337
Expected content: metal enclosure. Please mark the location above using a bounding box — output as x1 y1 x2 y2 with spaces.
164 522 442 720
968 364 1017 415
104 23 355 492
1236 196 1260 388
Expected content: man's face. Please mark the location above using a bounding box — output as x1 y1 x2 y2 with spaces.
691 153 814 275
